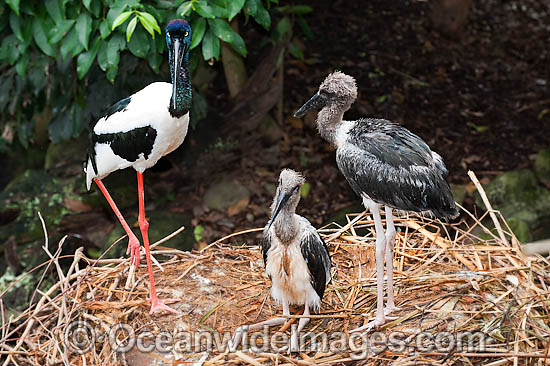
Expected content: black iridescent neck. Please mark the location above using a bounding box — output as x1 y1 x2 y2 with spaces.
168 50 192 118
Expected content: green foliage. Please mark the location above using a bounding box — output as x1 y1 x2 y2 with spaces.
0 0 313 153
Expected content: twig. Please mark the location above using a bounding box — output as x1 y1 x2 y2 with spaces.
468 170 509 245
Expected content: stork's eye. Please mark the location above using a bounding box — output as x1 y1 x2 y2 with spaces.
184 31 189 37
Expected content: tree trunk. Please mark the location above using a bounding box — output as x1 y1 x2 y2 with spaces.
221 19 248 98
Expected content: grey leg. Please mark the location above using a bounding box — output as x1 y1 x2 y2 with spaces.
290 297 310 352
351 201 386 333
384 206 399 314
229 295 290 350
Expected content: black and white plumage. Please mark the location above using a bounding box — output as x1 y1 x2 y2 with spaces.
231 169 332 352
295 71 458 333
82 19 193 315
85 77 189 190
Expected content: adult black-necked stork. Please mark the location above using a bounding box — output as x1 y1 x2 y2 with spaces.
294 71 458 332
231 169 332 352
83 19 192 314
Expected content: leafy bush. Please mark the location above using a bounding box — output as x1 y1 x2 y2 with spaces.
0 0 311 155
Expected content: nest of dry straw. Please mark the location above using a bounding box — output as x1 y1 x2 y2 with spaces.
1 175 550 366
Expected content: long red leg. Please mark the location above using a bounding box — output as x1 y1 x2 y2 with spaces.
136 172 179 314
94 178 141 266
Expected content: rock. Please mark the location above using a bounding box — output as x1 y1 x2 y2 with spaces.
507 218 533 243
451 184 468 205
534 148 550 185
0 170 62 244
45 133 89 173
103 210 194 257
203 180 250 214
475 169 550 242
477 170 538 212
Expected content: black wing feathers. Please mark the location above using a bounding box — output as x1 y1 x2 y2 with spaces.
91 126 157 163
102 96 131 119
301 232 332 299
338 118 458 219
260 229 271 267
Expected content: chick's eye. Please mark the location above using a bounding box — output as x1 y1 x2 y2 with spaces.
184 31 189 37
167 33 171 38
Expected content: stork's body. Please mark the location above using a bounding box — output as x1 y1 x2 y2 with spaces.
295 71 458 332
83 19 193 314
86 82 189 189
231 170 332 352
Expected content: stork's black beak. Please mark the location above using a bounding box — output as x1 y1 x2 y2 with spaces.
267 189 291 230
294 92 327 117
171 38 188 110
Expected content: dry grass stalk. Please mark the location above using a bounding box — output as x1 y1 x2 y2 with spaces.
1 203 549 365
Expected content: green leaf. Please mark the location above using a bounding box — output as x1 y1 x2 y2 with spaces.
112 11 133 30
190 17 206 50
97 35 122 73
177 1 193 16
15 52 30 77
227 0 245 21
229 30 246 57
48 20 75 44
76 12 92 50
99 20 111 39
274 16 291 39
0 35 23 64
83 0 93 12
60 29 79 59
45 0 63 24
208 18 233 42
97 42 109 71
211 3 229 18
190 89 207 127
32 18 57 57
60 29 85 60
300 182 310 198
110 33 126 51
296 16 313 39
253 5 270 30
106 63 118 83
137 12 161 38
139 12 161 34
243 0 258 16
288 41 303 60
5 0 21 16
76 37 100 79
201 28 220 60
82 0 100 16
195 0 216 19
194 225 204 242
128 27 150 58
126 16 137 42
375 95 387 103
9 12 24 42
148 52 162 72
275 5 313 15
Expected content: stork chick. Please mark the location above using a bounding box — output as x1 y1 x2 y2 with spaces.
231 169 332 352
295 71 458 333
83 19 193 314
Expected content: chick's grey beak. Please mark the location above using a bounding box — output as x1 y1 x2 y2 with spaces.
294 92 327 117
267 189 291 230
